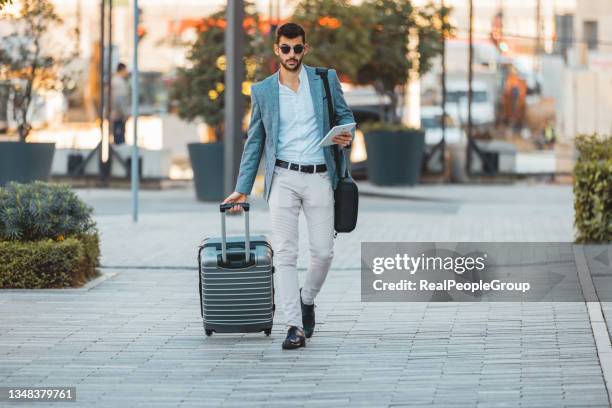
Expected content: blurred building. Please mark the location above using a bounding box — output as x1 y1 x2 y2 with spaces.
559 0 612 138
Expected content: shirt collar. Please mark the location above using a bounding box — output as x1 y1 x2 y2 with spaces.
277 64 307 89
298 64 307 82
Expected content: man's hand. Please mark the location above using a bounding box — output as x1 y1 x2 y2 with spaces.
222 192 248 213
332 132 352 147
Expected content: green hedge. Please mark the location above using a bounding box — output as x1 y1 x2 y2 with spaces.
0 182 100 288
573 134 612 243
0 234 100 288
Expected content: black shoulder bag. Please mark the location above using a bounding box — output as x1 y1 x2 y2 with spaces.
316 68 358 235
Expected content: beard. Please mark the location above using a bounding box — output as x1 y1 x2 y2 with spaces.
280 56 302 72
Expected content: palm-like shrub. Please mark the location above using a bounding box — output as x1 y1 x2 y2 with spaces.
0 182 96 241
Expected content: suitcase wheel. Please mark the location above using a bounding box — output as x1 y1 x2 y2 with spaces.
205 329 213 337
264 328 272 336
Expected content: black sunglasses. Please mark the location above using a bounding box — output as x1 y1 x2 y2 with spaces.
279 44 305 54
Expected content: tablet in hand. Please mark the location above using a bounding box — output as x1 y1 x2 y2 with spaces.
318 123 356 147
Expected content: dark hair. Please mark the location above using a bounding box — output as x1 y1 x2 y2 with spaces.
275 22 306 44
117 62 127 72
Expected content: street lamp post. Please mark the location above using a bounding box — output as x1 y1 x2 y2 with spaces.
466 0 474 174
224 0 245 197
440 0 447 174
106 0 113 156
131 0 140 222
98 0 107 181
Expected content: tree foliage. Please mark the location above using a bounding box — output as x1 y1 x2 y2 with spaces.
291 0 453 125
355 0 452 124
291 0 372 81
0 0 75 141
170 2 270 141
172 0 453 133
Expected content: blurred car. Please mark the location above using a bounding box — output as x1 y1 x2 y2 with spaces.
421 105 466 145
444 80 495 127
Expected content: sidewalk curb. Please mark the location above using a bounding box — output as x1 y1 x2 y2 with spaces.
574 245 612 406
357 187 456 203
0 271 118 293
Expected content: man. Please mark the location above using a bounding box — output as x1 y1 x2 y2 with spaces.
111 62 130 145
222 22 355 350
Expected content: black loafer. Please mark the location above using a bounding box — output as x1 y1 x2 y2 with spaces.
300 288 315 338
282 326 305 350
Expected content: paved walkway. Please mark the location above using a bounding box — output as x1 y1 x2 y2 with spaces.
1 183 610 407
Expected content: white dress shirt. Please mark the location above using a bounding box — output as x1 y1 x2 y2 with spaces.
277 65 325 165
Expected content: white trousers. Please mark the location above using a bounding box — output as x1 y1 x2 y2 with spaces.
268 165 335 328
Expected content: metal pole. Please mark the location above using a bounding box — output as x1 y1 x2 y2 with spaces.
535 0 541 72
440 0 447 166
224 0 245 197
98 0 106 180
107 0 113 144
466 0 474 172
131 0 139 222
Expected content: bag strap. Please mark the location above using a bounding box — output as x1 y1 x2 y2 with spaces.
315 68 349 179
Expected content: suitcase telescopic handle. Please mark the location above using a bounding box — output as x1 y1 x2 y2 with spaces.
220 202 250 212
219 202 250 264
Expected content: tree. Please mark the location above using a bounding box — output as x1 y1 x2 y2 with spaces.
0 0 74 141
356 0 452 124
418 2 454 77
170 2 271 142
291 0 372 82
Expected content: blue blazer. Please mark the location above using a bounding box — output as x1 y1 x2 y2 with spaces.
234 64 356 202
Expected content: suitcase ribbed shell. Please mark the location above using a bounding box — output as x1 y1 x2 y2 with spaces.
199 235 274 334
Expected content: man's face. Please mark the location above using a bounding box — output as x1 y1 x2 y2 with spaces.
274 36 308 72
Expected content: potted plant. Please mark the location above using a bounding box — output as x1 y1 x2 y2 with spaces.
355 0 450 185
0 182 100 288
0 0 74 186
171 3 269 201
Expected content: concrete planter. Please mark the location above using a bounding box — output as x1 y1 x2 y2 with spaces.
364 129 425 186
188 142 224 201
0 141 55 186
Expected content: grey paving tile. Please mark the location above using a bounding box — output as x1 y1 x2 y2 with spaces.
1 186 607 406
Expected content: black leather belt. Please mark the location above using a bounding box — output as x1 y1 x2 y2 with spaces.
275 159 327 174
